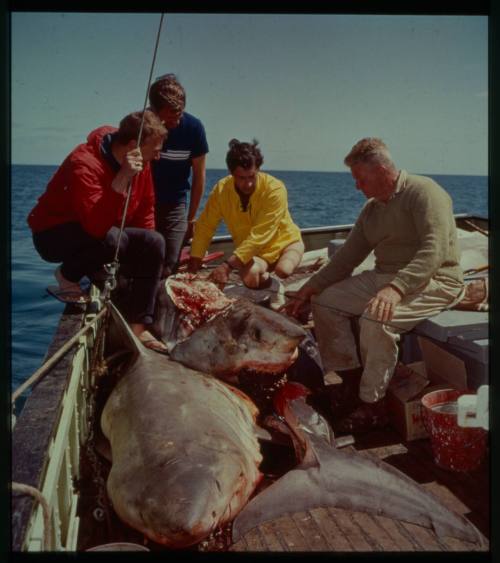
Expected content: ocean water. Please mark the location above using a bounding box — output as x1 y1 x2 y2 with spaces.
10 165 488 405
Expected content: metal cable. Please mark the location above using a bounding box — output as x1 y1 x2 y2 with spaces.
11 307 108 404
111 12 165 267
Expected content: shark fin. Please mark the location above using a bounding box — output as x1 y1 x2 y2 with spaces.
106 302 143 364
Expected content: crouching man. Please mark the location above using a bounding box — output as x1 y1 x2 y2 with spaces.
27 110 169 353
285 137 464 432
187 139 304 307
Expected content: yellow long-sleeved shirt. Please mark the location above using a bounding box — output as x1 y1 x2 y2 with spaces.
190 172 302 264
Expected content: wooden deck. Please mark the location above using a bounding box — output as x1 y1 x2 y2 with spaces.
230 428 489 552
230 507 485 552
75 421 489 553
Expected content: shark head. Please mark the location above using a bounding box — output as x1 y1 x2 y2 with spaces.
170 299 306 380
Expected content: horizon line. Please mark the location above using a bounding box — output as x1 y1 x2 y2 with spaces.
10 163 488 177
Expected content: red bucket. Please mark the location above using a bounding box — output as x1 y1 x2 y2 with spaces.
421 388 487 472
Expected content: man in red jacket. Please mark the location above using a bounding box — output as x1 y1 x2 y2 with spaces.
28 110 169 353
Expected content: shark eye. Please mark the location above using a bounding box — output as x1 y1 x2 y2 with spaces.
231 316 248 340
230 308 253 340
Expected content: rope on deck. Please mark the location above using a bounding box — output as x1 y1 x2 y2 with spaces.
11 482 52 551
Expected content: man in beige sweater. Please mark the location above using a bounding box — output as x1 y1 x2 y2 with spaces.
285 138 464 432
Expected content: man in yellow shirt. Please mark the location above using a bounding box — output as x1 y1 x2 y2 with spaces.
187 139 304 293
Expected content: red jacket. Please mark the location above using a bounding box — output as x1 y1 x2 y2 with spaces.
27 126 156 238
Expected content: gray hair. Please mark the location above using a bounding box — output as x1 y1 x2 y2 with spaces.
344 137 396 169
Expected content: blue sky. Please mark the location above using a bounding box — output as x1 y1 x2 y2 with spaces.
11 12 487 174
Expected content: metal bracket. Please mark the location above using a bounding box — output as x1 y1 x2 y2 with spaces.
100 262 119 302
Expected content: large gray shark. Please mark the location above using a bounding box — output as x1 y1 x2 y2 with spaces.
232 382 483 546
100 302 304 548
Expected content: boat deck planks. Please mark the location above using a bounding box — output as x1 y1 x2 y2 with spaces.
230 508 486 552
290 510 332 551
230 427 489 552
308 507 353 551
230 504 487 553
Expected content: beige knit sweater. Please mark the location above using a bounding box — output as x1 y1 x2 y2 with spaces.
306 170 463 296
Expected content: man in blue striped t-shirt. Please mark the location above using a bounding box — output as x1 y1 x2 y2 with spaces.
149 73 209 276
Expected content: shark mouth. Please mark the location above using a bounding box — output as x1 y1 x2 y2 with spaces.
215 346 300 379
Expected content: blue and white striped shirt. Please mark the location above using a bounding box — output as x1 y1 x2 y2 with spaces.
152 112 209 204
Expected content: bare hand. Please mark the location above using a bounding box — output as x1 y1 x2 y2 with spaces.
283 285 318 318
208 263 231 286
366 285 402 322
123 148 143 179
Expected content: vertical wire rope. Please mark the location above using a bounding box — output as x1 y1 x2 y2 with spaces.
111 13 165 265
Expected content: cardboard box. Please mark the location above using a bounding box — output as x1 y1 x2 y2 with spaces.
417 336 468 390
387 362 447 441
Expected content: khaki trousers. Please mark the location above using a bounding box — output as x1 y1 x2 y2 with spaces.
311 270 463 403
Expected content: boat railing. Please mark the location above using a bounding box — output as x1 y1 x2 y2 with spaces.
204 213 488 255
11 288 106 551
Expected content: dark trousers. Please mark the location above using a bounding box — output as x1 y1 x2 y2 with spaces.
33 222 165 325
155 201 187 277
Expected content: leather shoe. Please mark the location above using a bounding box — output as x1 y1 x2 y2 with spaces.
336 397 389 433
327 370 362 419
